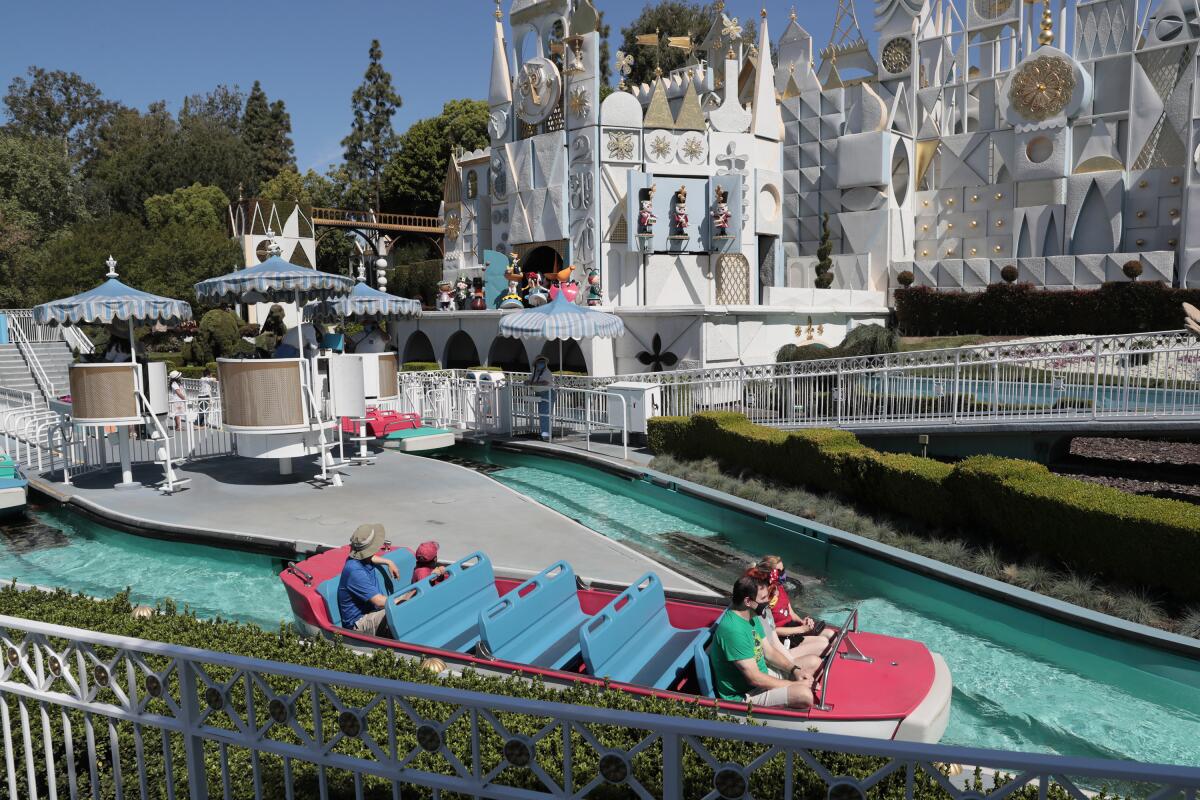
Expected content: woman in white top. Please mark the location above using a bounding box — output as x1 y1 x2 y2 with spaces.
168 370 187 431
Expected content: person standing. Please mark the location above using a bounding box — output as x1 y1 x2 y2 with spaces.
197 369 215 427
167 370 187 431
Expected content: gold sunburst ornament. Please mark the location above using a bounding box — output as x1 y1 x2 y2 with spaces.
606 130 634 160
1009 55 1075 121
680 135 705 162
569 87 591 119
444 213 460 240
649 134 674 159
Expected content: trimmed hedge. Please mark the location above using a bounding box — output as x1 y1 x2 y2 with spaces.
648 413 1200 601
894 281 1200 336
0 585 1043 800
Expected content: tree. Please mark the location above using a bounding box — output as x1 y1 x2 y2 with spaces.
383 99 489 216
144 183 229 231
0 132 86 238
815 212 834 289
2 67 120 166
597 10 612 87
342 39 402 212
241 81 295 192
618 2 756 88
259 168 311 206
172 108 253 203
179 85 244 132
85 103 180 216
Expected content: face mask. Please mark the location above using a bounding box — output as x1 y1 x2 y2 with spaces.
777 569 787 582
751 601 769 618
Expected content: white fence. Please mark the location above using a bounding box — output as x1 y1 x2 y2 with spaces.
0 612 1196 800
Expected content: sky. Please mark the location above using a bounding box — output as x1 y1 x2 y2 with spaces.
0 0 857 174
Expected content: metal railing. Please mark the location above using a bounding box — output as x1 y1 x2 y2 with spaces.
61 324 95 355
0 612 1196 800
7 323 55 402
0 309 63 344
310 207 444 234
511 384 629 459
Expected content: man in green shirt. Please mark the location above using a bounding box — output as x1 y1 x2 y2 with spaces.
708 575 815 708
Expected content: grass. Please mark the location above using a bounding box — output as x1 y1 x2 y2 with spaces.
648 453 1200 640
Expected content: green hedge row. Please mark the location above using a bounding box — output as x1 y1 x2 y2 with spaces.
0 585 1042 800
648 413 1200 602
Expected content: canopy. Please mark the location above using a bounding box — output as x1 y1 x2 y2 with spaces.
32 257 193 326
499 292 624 341
194 246 353 305
303 275 422 323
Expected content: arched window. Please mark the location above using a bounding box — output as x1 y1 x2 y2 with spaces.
466 171 478 199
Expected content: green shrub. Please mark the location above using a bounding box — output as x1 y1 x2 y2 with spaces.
649 413 1200 602
840 324 899 357
402 361 442 371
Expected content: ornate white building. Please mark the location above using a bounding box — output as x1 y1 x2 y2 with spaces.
393 0 1200 375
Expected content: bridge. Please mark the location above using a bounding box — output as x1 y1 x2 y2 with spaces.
310 207 444 235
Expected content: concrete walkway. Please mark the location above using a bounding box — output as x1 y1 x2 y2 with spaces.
32 449 710 595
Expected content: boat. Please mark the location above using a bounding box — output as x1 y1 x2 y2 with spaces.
282 546 953 742
0 453 26 514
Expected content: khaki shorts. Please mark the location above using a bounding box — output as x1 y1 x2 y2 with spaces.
352 609 389 638
745 686 793 707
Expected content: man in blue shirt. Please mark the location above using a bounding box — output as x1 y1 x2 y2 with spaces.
337 523 400 637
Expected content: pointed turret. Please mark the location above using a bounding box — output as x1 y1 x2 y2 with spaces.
750 9 783 141
489 2 512 107
775 7 813 92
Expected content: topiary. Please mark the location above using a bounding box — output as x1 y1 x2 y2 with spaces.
814 212 834 289
199 308 242 358
1000 264 1018 283
839 323 900 356
1123 259 1143 280
897 270 915 287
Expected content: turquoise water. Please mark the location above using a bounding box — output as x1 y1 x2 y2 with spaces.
441 447 1200 767
0 508 291 630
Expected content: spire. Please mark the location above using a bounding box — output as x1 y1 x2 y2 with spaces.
750 9 782 141
489 1 512 107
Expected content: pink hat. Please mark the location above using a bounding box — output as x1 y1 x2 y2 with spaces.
414 541 439 563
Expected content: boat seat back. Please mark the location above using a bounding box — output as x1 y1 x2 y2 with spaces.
317 578 342 627
579 573 704 689
373 549 417 597
479 561 586 666
692 635 716 698
385 552 498 651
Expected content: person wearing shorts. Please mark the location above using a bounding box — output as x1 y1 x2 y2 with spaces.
336 523 402 637
708 575 814 709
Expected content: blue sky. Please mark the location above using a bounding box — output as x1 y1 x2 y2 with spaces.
0 0 853 173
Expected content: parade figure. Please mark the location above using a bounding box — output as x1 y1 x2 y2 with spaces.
436 281 454 311
712 186 732 238
469 277 487 310
523 271 548 307
452 276 470 310
637 185 657 234
670 186 689 238
586 268 602 306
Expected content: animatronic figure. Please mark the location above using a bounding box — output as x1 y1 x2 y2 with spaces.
637 185 657 235
436 281 454 311
452 276 470 310
469 277 487 310
523 272 548 307
712 186 732 238
586 268 602 306
499 253 524 309
669 186 688 238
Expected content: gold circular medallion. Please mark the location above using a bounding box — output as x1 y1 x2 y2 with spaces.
1009 55 1075 121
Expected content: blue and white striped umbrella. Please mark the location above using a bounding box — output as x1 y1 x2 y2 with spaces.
303 276 421 322
194 250 353 305
498 292 624 341
32 258 192 326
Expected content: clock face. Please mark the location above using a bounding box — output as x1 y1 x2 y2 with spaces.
514 57 562 125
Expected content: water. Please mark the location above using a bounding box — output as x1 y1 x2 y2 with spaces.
0 508 291 630
438 446 1200 767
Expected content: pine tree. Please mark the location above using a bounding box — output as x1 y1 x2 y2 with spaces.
241 81 295 193
342 40 402 212
815 212 834 289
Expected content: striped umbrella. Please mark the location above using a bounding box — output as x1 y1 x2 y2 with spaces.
303 274 421 323
194 242 353 305
33 257 193 327
498 292 624 341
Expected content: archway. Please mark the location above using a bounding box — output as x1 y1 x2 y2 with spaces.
402 330 436 365
487 337 530 372
524 245 564 275
539 339 588 374
443 331 480 368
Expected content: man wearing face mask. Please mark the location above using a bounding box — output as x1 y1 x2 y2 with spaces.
708 575 815 709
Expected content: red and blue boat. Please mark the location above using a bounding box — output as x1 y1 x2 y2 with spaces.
282 546 953 742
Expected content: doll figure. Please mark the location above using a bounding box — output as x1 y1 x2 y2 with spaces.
670 186 688 236
712 186 731 237
436 281 454 311
637 185 657 234
469 277 487 310
452 276 470 310
586 268 602 306
499 270 524 309
524 271 548 307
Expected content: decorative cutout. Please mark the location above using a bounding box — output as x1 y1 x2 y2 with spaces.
605 130 635 160
636 333 679 372
975 0 1014 19
881 38 912 74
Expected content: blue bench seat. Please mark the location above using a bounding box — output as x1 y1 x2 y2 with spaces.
579 573 707 690
384 552 498 652
317 548 417 629
478 561 588 669
691 635 716 698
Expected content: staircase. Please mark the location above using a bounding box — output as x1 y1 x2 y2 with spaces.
0 342 74 403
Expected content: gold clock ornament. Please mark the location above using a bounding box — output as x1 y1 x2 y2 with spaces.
1008 55 1075 121
514 57 563 125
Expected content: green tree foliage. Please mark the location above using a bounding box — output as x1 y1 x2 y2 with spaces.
342 39 402 212
0 132 85 237
86 102 181 216
241 81 295 192
618 2 755 88
596 10 612 86
144 183 229 231
2 66 120 166
815 212 834 289
384 99 489 216
173 87 253 203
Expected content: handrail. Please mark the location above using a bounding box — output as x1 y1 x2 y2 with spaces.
0 308 64 343
311 206 444 233
61 324 94 354
814 605 864 712
8 322 55 401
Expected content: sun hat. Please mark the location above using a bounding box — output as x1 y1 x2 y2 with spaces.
414 540 439 563
348 523 386 560
168 370 182 379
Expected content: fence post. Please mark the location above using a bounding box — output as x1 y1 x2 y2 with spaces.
176 658 210 800
952 351 961 423
661 731 683 800
1092 339 1101 419
991 360 999 419
836 364 844 426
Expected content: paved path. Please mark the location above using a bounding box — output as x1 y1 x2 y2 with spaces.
32 450 711 595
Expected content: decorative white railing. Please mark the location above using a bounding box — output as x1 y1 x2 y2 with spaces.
8 323 56 402
0 309 64 345
511 384 629 459
0 613 1197 800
